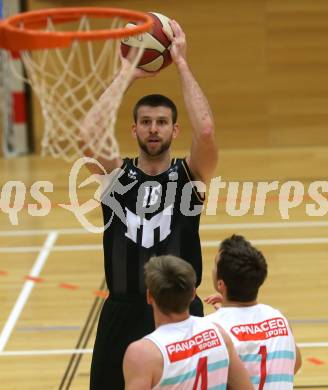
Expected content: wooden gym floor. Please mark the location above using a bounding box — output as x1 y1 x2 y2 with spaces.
0 147 327 389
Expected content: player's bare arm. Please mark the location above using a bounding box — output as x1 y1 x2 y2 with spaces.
80 56 158 175
168 20 218 184
123 339 163 390
285 319 302 374
294 344 302 374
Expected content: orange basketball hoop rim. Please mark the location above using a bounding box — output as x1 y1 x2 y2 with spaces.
0 7 153 50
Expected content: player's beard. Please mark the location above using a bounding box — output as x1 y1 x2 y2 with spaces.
137 135 172 157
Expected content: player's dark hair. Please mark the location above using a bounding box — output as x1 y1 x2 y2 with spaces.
133 94 178 124
216 235 268 302
145 255 196 315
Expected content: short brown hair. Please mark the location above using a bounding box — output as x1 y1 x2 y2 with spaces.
133 94 178 124
144 255 196 315
217 235 268 302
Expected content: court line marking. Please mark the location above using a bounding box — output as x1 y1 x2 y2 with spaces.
0 244 102 253
0 228 88 236
0 220 328 237
0 348 93 356
16 326 81 332
299 342 328 348
0 341 327 356
0 232 58 352
200 221 328 230
290 319 328 324
0 237 328 253
11 318 328 330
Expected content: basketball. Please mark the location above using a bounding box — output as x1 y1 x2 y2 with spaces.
121 12 173 72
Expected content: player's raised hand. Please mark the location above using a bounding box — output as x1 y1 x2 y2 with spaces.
120 49 160 80
204 293 223 310
165 19 187 66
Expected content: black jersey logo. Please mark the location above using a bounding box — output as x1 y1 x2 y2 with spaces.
128 169 137 180
125 205 173 248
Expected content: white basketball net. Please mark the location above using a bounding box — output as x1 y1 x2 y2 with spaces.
13 15 144 162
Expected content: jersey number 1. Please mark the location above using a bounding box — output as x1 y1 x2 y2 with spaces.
193 356 208 390
258 345 268 390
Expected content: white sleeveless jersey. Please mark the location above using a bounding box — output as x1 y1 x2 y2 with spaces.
207 304 296 390
145 316 229 390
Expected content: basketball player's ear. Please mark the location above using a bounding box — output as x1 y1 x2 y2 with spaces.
146 289 153 305
212 253 219 291
172 123 180 139
192 287 196 301
131 123 137 138
216 279 225 294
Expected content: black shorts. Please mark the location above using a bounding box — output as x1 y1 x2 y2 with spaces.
90 294 203 390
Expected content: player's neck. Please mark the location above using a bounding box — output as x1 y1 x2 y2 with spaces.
154 311 190 328
137 151 171 176
222 299 258 308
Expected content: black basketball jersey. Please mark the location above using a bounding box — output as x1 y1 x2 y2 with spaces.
101 157 204 296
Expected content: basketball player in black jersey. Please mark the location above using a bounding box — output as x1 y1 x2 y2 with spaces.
82 20 218 390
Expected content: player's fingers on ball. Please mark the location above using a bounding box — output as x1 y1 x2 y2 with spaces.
172 20 183 34
175 28 185 42
127 46 140 62
162 27 172 40
168 19 178 36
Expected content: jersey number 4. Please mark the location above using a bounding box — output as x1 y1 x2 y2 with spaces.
192 345 268 390
193 347 268 389
193 357 208 390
